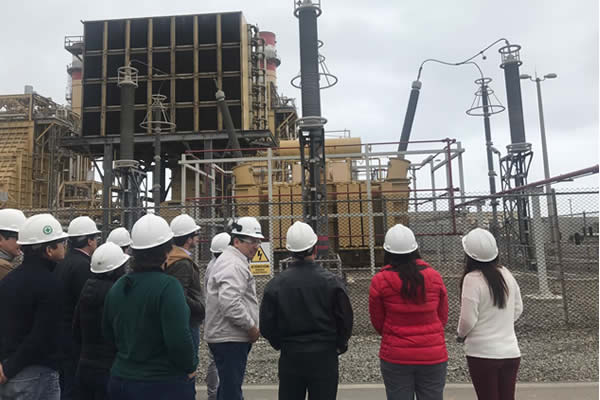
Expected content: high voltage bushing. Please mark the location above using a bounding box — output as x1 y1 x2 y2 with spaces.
499 43 529 147
398 80 422 153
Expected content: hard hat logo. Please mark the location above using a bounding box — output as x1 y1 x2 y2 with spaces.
43 225 53 235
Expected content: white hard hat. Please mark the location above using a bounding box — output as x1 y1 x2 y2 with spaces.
286 221 318 252
462 228 498 262
130 213 174 250
170 214 200 237
106 227 132 247
17 214 69 246
210 232 231 253
230 217 264 239
67 216 101 237
91 242 130 273
0 209 27 233
383 224 419 254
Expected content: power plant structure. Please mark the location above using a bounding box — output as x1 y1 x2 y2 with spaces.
50 5 414 268
3 2 592 275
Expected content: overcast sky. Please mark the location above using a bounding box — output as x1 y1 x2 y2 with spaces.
0 0 597 207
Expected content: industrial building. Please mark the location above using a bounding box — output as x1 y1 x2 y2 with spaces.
0 7 413 268
0 3 595 273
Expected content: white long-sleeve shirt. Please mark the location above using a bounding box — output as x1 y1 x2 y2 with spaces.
457 266 523 358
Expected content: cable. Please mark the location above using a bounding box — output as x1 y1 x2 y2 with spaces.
416 38 510 80
129 59 170 95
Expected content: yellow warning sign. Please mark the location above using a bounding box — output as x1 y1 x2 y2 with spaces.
250 243 271 276
250 264 271 275
252 246 269 263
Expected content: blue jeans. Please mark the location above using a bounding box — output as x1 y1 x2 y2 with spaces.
107 375 195 400
380 360 447 400
208 342 252 400
0 365 60 400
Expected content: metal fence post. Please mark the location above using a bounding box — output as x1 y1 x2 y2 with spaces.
530 188 559 298
551 189 569 325
364 147 376 276
181 153 187 207
267 148 275 277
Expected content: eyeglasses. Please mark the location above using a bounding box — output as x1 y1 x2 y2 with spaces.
240 237 261 245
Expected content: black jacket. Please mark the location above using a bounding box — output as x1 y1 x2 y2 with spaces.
0 255 63 379
55 249 93 328
73 277 117 371
260 260 353 354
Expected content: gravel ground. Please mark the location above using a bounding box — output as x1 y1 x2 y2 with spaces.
195 327 598 384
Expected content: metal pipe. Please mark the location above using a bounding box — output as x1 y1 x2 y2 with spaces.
481 82 499 233
445 139 457 233
529 188 556 298
153 108 161 214
102 144 112 238
456 165 599 208
267 148 275 277
457 141 466 198
216 89 243 158
364 146 376 275
181 153 187 206
533 77 557 243
430 159 437 212
551 189 569 324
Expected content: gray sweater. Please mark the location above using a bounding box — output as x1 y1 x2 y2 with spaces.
204 246 258 343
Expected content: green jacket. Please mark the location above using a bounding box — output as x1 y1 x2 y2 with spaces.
102 270 198 380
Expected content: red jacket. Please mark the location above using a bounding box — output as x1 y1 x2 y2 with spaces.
369 259 448 365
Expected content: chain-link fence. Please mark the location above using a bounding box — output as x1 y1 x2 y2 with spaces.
22 188 598 335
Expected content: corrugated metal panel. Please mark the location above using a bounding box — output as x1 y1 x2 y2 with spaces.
0 121 34 208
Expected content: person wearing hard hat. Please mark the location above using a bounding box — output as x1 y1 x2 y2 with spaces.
72 242 128 400
106 227 132 254
457 228 523 400
0 209 27 280
259 221 353 400
0 214 68 398
166 214 205 360
203 232 230 400
369 224 448 400
55 215 101 400
204 217 263 400
102 213 197 399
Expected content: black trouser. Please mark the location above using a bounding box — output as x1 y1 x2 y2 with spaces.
76 365 110 400
58 333 79 400
466 356 520 400
278 348 339 400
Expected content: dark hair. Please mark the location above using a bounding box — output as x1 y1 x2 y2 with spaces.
290 246 315 260
0 230 17 240
130 239 173 272
230 234 254 246
460 255 507 309
384 249 425 304
99 264 127 281
174 232 196 247
21 239 63 259
69 234 97 249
